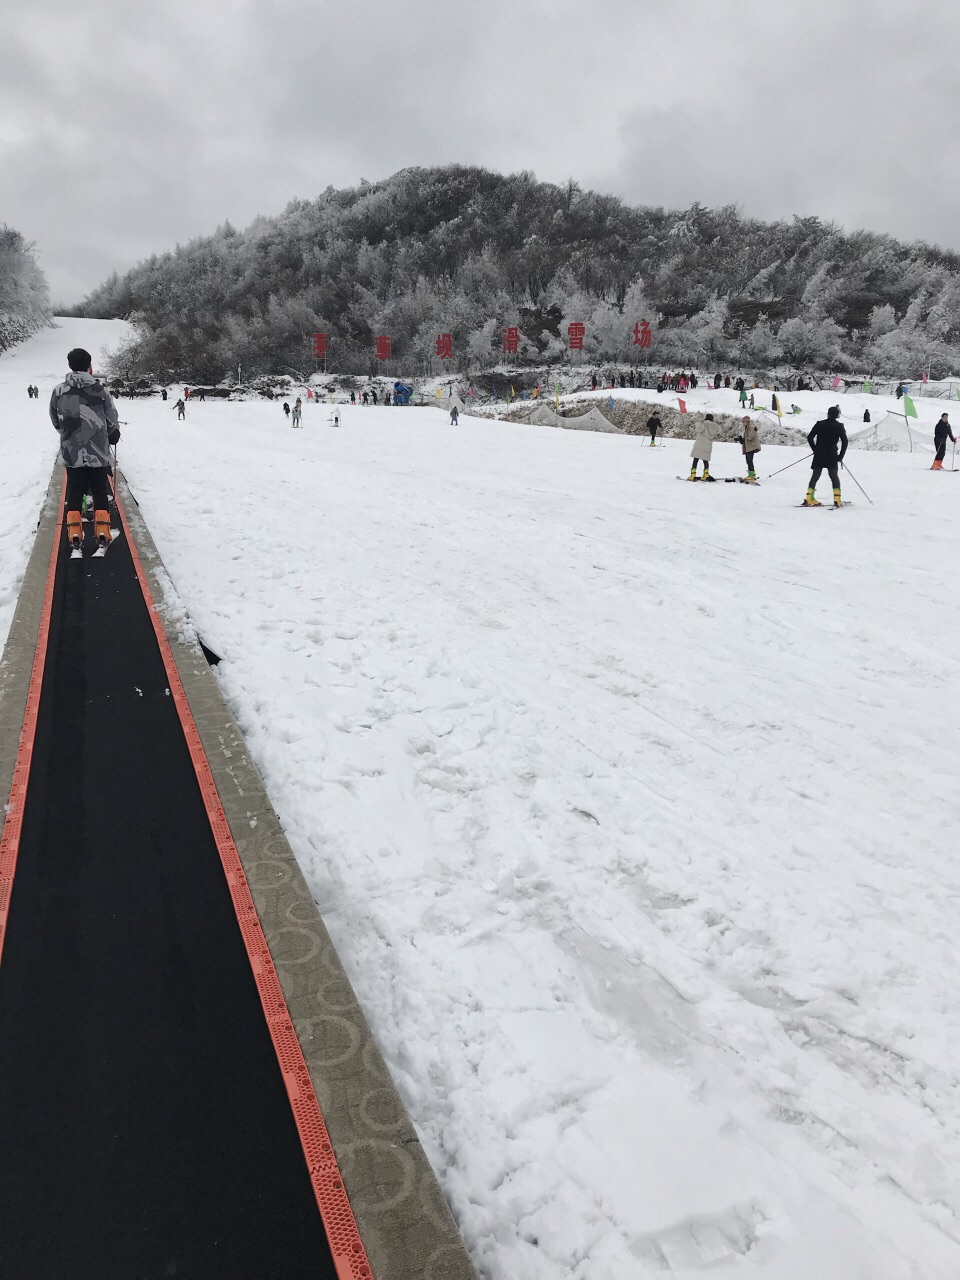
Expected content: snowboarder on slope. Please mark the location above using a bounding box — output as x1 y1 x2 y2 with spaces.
739 415 761 482
646 413 661 446
933 413 955 470
804 406 847 506
49 348 120 554
689 414 718 481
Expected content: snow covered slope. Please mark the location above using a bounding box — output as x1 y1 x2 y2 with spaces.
115 393 960 1279
0 317 132 648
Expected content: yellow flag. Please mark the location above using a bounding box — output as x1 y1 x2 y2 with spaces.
774 394 782 419
436 387 441 399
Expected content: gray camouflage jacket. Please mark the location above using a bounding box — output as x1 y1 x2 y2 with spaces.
49 371 119 468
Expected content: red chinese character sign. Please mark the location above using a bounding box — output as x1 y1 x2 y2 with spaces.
375 335 391 362
633 320 652 349
436 333 453 360
502 326 519 355
567 322 585 351
313 332 329 358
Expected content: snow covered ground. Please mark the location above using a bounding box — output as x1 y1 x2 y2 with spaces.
4 322 960 1277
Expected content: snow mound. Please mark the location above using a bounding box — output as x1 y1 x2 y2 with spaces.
560 405 619 433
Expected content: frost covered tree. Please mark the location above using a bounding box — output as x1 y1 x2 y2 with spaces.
777 313 843 369
0 226 50 351
68 164 960 380
739 315 783 367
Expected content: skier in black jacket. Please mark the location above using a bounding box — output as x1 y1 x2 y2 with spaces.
932 413 955 470
804 406 847 507
646 413 661 446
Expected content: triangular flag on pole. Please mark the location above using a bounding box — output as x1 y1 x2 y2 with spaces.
902 393 918 418
677 398 687 414
863 381 871 393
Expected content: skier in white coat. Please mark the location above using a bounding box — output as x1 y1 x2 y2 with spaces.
688 414 719 481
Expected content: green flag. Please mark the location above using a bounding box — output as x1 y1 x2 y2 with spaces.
902 393 918 418
863 381 871 392
955 386 960 401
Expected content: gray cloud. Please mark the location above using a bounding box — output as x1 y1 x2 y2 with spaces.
4 0 959 303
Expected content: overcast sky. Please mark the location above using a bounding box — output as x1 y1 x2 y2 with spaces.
5 0 958 304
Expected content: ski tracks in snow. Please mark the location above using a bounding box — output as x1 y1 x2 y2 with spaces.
118 402 960 1278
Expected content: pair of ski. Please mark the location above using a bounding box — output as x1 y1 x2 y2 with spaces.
70 529 121 560
676 476 758 484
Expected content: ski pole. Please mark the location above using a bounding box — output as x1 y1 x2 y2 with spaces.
767 451 812 479
840 461 874 505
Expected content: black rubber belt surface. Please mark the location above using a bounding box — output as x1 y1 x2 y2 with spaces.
0 513 336 1280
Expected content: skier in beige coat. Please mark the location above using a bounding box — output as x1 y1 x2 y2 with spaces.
740 415 761 482
688 414 719 481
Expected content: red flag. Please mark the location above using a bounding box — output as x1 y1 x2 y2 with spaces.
923 372 929 383
678 398 687 414
831 375 841 389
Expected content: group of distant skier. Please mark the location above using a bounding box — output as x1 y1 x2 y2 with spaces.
282 398 303 426
39 348 960 556
644 405 849 503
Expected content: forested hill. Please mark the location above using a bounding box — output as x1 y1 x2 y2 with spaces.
74 165 960 382
0 226 51 353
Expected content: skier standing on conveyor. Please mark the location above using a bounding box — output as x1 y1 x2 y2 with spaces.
932 413 955 470
49 347 120 555
803 406 847 506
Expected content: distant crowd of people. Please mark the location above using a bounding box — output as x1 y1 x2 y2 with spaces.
587 370 822 395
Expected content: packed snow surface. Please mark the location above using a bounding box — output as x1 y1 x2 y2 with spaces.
3 324 960 1277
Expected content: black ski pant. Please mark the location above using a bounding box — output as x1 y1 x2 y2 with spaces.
65 466 110 514
745 450 758 473
935 439 949 463
809 462 840 491
649 427 658 442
